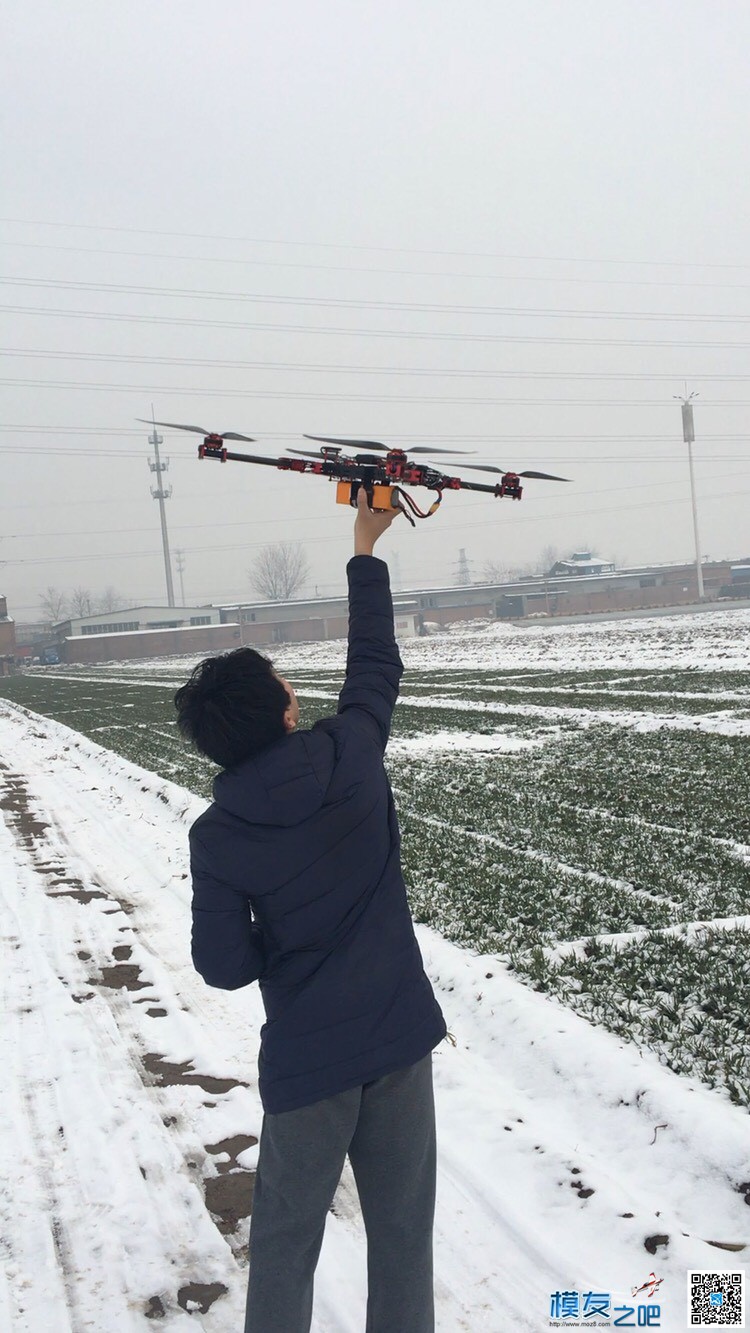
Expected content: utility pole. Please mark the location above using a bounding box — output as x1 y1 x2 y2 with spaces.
175 549 186 606
674 390 704 599
147 410 175 607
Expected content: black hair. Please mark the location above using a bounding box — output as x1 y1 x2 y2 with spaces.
174 647 291 768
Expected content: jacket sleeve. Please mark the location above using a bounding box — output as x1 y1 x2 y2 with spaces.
189 832 267 990
336 554 404 751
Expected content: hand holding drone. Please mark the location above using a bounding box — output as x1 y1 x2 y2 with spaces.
353 476 402 555
137 421 570 527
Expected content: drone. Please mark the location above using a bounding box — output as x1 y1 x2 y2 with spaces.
138 420 570 526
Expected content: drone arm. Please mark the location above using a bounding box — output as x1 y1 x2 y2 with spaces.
201 447 293 467
455 475 523 500
201 446 336 479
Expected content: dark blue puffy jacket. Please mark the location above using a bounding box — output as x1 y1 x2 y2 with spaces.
189 554 447 1113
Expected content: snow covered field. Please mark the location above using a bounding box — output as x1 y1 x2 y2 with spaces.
279 603 750 674
2 605 749 1330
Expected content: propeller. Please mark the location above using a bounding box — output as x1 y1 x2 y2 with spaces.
136 418 256 442
303 434 472 458
460 463 570 481
405 446 474 457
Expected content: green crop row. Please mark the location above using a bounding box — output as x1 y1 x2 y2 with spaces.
2 663 749 1107
508 927 750 1108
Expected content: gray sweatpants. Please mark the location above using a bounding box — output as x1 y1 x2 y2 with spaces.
244 1052 436 1333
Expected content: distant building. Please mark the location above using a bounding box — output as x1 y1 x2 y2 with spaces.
399 558 735 624
55 595 420 664
11 553 747 671
55 604 223 638
0 595 16 674
63 621 243 664
549 552 616 578
719 563 750 598
11 620 60 664
217 594 419 645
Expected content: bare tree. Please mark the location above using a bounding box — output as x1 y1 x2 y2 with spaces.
95 586 125 613
70 586 94 617
536 543 560 575
250 542 311 601
481 560 508 584
39 586 68 624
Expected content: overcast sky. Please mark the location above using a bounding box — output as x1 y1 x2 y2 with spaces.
4 0 750 618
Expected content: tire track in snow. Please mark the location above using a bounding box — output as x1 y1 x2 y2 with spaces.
2 760 262 1248
0 759 249 1326
0 711 371 1332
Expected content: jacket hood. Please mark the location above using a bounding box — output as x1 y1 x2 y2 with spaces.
212 726 336 828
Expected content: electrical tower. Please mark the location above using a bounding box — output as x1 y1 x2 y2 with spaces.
175 549 186 606
147 413 175 607
455 548 471 587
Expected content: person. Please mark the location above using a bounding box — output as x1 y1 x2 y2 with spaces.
174 484 448 1333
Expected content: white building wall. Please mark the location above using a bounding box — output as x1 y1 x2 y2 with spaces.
64 605 222 636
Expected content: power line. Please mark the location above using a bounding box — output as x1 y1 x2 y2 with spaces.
10 452 749 515
3 215 750 271
0 444 745 462
4 480 749 568
3 425 748 441
5 347 750 381
0 447 746 474
5 238 750 293
5 469 739 540
5 304 750 350
5 376 750 406
4 275 750 322
0 477 296 510
0 447 747 497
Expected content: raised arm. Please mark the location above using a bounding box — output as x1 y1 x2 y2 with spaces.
336 485 403 750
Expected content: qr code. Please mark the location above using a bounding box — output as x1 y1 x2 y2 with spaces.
688 1270 745 1327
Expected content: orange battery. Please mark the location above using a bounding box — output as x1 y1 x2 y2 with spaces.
335 480 397 512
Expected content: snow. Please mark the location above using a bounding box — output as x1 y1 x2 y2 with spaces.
277 605 750 674
283 685 750 738
36 603 750 680
387 729 545 755
2 697 748 1332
